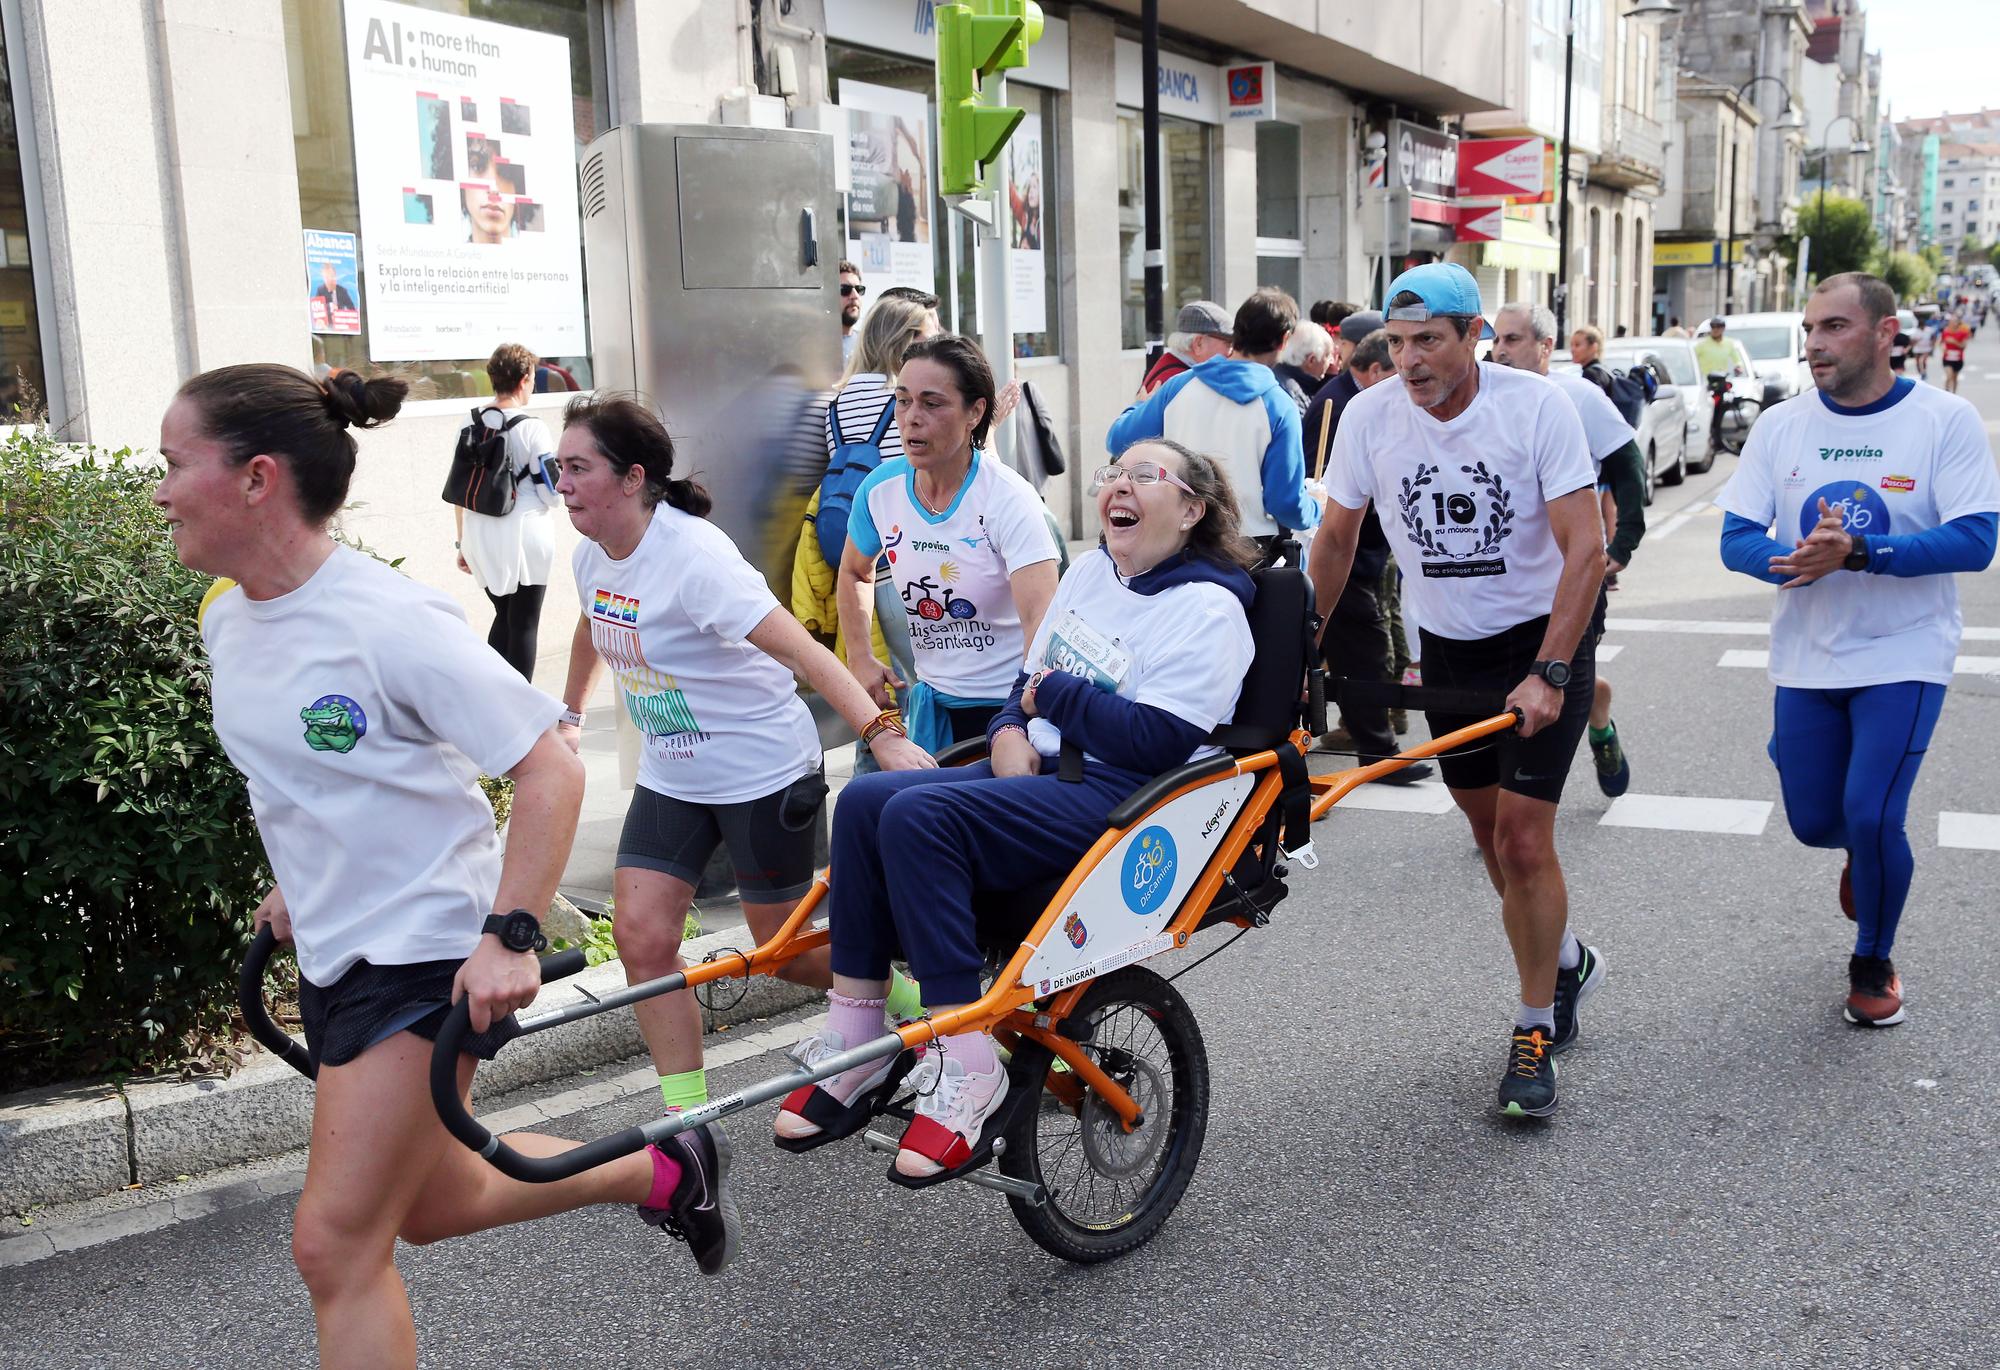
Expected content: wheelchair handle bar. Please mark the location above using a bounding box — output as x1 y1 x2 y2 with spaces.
240 924 588 1083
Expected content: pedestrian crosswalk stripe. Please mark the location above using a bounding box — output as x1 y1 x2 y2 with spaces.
1333 779 1457 815
1596 644 1625 662
1937 812 2000 851
1599 793 1772 835
1610 616 2000 642
1717 649 2000 675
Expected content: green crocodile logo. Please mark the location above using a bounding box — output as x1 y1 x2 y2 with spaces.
300 695 367 754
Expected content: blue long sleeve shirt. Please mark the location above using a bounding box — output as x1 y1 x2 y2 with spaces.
1721 510 1998 584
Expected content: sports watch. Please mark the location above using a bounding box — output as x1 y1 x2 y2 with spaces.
1528 659 1572 689
1842 537 1871 573
483 909 547 954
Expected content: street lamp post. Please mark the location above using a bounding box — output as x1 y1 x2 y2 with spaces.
1810 113 1871 285
1553 0 1576 339
1727 74 1803 313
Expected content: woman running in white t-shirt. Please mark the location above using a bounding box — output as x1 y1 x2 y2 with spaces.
156 366 723 1370
834 334 1063 753
553 394 934 1150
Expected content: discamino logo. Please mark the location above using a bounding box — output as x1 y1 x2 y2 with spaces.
1120 827 1178 915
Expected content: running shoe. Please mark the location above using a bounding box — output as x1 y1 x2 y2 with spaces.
1844 954 1906 1028
1839 855 1855 921
1369 760 1435 786
637 1121 741 1275
1550 942 1606 1053
1590 723 1631 798
894 1046 1008 1178
1496 1027 1558 1118
772 1028 899 1146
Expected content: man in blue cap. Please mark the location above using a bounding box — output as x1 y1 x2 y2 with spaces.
1307 262 1609 1120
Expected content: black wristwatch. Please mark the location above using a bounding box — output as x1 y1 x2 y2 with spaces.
1842 536 1871 573
482 908 547 954
1528 659 1573 689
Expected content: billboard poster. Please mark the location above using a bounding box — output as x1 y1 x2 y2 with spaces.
342 0 586 362
304 229 361 335
1005 113 1047 335
839 79 936 296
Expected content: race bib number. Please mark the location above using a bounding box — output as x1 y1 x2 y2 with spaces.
1041 611 1130 693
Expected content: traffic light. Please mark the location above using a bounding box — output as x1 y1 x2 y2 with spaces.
936 0 1043 196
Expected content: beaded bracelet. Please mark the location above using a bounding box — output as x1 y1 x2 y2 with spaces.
860 710 906 746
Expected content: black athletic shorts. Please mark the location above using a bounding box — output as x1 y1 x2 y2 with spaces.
617 768 827 901
1943 358 1964 371
1419 615 1595 804
298 956 517 1072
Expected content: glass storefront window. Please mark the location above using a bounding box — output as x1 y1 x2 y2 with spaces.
0 24 49 422
282 0 608 399
826 44 1062 360
1118 112 1210 350
1256 122 1300 240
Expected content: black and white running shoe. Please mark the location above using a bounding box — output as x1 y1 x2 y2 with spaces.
637 1121 741 1276
1551 942 1607 1054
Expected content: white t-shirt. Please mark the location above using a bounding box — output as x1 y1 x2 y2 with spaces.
1547 369 1638 470
1716 381 2000 688
461 407 558 597
1021 549 1255 766
848 449 1060 697
1326 363 1597 641
202 547 563 986
572 504 820 802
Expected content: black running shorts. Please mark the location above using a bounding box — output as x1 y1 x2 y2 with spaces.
298 957 517 1072
1419 615 1595 804
617 769 827 902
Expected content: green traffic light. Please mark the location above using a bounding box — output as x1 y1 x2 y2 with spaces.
936 0 1043 196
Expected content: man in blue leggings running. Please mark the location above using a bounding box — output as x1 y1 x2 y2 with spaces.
1717 272 2000 1027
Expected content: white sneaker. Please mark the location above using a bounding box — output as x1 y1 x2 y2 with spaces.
893 1047 1008 1178
773 1028 894 1141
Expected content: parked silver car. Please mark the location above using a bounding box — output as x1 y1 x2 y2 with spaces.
1719 311 1812 405
1551 342 1699 504
1602 336 1715 479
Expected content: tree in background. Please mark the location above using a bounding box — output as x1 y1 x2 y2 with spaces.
1875 249 1937 304
1957 234 1987 269
1780 194 1878 282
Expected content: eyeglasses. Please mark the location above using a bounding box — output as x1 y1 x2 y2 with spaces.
839 283 867 298
1088 462 1197 495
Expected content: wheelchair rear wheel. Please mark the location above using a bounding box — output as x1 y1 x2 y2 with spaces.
998 966 1209 1263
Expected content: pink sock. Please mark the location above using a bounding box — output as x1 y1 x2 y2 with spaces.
937 1030 998 1077
643 1143 683 1209
821 991 889 1105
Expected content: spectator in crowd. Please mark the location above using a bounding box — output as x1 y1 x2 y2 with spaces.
1137 299 1233 397
838 260 866 364
454 343 561 680
1274 320 1335 415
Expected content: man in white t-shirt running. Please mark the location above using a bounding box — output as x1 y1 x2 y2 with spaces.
1309 263 1610 1120
1491 301 1648 798
1717 272 2000 1027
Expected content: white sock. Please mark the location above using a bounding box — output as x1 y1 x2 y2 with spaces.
1516 1001 1556 1034
1558 930 1582 971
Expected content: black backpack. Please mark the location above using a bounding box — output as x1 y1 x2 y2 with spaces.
442 406 531 516
1583 362 1648 428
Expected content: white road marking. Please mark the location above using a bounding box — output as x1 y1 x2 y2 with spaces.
1608 616 2000 643
1596 644 1625 662
1648 494 1715 542
1719 649 1769 669
1600 793 1773 836
1334 779 1457 815
1937 811 2000 851
1718 649 2000 675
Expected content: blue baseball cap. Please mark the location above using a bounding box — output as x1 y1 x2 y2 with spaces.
1384 263 1495 339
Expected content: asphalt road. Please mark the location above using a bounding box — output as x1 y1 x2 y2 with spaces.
6 344 1999 1370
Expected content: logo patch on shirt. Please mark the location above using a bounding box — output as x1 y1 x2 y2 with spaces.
1880 474 1917 492
1817 445 1885 462
300 695 366 753
1398 461 1515 579
592 589 640 623
1800 481 1891 540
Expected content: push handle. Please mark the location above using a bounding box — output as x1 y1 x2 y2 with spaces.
801 207 819 268
240 926 315 1079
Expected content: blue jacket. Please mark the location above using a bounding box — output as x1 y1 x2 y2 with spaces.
1106 359 1319 538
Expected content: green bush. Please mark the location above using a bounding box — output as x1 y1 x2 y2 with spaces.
0 434 268 1090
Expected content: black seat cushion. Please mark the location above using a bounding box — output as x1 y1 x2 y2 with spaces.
1211 566 1314 752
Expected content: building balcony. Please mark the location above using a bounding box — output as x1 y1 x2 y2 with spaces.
1591 107 1666 190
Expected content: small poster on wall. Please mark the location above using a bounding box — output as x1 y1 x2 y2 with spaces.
342 0 586 361
839 79 936 297
1005 113 1047 335
304 229 362 335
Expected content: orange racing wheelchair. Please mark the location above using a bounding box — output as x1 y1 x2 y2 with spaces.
243 565 1517 1263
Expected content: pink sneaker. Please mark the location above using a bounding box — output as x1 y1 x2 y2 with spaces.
893 1051 1008 1178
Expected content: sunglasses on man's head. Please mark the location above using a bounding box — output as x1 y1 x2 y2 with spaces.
840 283 867 297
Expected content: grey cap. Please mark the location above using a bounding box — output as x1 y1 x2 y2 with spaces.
1175 299 1232 337
1338 310 1386 343
1707 316 1726 328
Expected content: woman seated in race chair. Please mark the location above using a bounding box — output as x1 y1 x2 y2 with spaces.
774 437 1259 1176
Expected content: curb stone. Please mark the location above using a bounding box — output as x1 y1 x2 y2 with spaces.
0 928 820 1211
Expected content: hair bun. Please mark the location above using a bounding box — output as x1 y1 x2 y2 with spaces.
321 368 411 430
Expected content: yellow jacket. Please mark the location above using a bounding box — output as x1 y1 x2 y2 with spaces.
791 489 891 665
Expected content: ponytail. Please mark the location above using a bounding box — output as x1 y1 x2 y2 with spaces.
563 392 710 515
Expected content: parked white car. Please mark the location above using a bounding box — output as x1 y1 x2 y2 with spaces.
1719 311 1811 405
1602 336 1715 479
1551 344 1698 503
